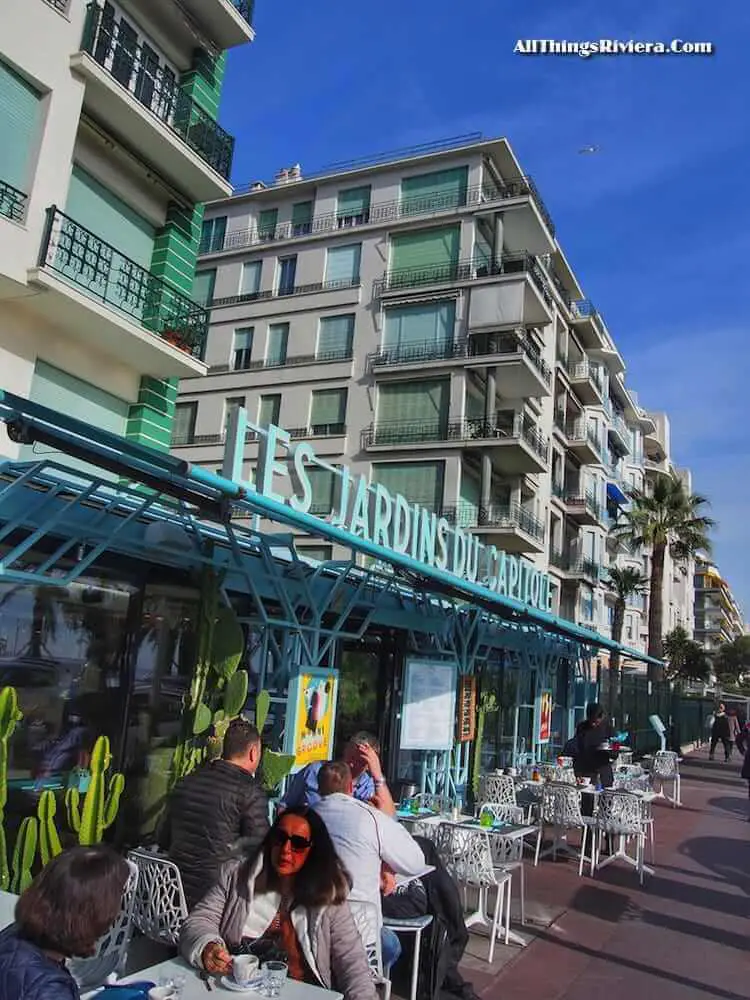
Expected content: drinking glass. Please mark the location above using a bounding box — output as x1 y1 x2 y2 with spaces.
264 961 288 998
479 809 493 829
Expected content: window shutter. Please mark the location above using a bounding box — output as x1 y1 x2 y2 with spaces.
308 467 336 514
258 394 281 426
325 244 361 284
258 208 278 238
390 225 460 274
383 301 455 357
193 269 216 306
310 389 346 430
292 201 313 231
400 166 469 215
337 186 371 219
201 216 226 253
377 380 449 441
266 324 289 365
66 166 156 267
459 472 481 527
0 59 42 194
372 462 443 509
173 402 197 443
240 261 261 296
317 315 354 358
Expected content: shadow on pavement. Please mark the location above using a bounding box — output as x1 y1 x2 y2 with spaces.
567 884 631 923
679 836 750 896
708 795 748 817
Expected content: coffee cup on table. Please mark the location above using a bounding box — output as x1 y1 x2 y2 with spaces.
233 953 260 986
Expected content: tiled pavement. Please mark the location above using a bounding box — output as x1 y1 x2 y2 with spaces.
461 748 749 1000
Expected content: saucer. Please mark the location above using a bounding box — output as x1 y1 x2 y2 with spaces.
220 974 266 993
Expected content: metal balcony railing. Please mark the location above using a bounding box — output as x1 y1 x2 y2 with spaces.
564 492 602 520
565 421 604 457
48 0 69 11
442 501 545 541
567 361 604 396
363 415 548 459
81 3 235 180
209 348 353 374
231 0 255 26
549 550 601 579
0 180 27 223
39 207 208 358
212 277 360 307
377 252 552 303
469 331 552 383
173 423 344 447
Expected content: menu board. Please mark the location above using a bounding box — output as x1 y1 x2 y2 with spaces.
400 659 458 750
456 675 477 743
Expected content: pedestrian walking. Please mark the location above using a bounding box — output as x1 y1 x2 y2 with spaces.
709 703 733 762
741 739 750 822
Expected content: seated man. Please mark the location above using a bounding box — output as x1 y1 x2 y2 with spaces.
314 761 427 971
281 731 395 815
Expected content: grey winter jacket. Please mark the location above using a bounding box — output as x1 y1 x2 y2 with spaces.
180 857 377 1000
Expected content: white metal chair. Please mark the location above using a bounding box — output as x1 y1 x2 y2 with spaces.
382 914 433 1000
127 848 188 947
554 766 576 785
534 783 596 876
349 898 392 1000
651 751 681 806
435 823 512 963
593 790 651 884
477 773 517 810
477 802 525 825
68 859 138 990
479 809 528 928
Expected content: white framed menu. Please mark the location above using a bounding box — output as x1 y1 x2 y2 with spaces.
400 658 458 750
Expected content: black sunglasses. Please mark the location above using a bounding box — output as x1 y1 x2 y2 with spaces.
272 829 312 853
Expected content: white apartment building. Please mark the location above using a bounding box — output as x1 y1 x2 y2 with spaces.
173 135 692 653
694 556 745 655
0 0 253 460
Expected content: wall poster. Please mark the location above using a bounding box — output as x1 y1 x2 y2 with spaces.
400 659 458 751
286 668 339 770
538 689 553 744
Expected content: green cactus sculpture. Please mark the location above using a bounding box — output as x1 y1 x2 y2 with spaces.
0 687 24 891
65 736 125 845
37 790 62 866
10 817 38 894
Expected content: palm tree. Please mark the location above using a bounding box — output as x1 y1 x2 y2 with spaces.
613 474 714 670
605 567 647 711
0 585 61 659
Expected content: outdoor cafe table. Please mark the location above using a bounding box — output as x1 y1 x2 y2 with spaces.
124 957 343 999
0 889 17 930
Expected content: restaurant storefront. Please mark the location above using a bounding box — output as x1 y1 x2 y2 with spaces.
0 389 657 848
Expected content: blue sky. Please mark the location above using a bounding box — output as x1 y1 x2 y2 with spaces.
221 0 750 619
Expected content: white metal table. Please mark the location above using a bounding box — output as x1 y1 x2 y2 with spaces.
0 890 18 930
124 958 343 999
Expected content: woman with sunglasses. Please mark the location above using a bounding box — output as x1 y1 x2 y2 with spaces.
181 807 377 1000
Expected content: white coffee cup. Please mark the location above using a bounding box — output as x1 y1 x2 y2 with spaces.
233 953 260 986
148 989 177 1000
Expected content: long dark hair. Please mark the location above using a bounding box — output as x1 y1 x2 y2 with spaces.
15 846 129 957
253 807 351 908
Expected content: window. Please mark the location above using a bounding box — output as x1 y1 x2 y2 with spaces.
258 394 281 427
372 462 444 510
308 467 336 514
389 225 460 278
376 380 449 442
291 201 313 236
296 544 333 562
201 216 227 254
400 166 469 215
325 244 361 286
240 261 262 298
173 402 197 444
336 186 371 227
258 208 278 240
66 166 156 267
266 323 289 366
317 315 354 359
310 389 347 435
277 256 297 296
193 269 216 306
383 301 455 360
233 328 253 370
0 59 42 215
224 396 245 433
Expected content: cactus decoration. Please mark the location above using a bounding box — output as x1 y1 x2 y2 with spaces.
0 687 24 890
65 736 125 846
471 689 498 799
37 790 62 866
10 817 38 894
171 569 248 785
255 689 295 794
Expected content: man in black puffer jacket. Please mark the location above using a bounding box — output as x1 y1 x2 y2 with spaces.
159 718 269 908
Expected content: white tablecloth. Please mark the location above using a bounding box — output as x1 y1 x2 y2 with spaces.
125 958 343 1000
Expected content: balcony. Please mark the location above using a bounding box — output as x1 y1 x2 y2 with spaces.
442 501 545 554
209 348 353 374
564 492 602 526
569 299 607 349
362 415 548 472
563 421 603 465
173 422 344 448
607 409 631 454
212 278 361 311
72 4 235 202
0 180 27 224
567 362 604 405
549 550 601 581
167 0 255 49
370 330 551 396
377 253 553 308
27 207 208 378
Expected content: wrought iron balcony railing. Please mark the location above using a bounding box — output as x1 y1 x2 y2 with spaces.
39 207 208 358
0 180 27 223
549 550 601 579
567 361 604 396
377 253 552 303
209 348 353 374
441 501 545 541
202 175 554 256
565 492 602 520
363 415 548 459
212 277 360 308
81 3 235 180
469 331 552 383
565 421 604 457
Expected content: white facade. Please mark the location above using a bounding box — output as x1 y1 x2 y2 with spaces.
173 136 693 653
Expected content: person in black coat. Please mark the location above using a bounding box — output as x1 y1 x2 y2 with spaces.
159 717 269 908
573 702 617 789
709 704 733 762
0 846 130 1000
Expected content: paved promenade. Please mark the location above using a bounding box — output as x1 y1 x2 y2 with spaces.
467 749 749 1000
